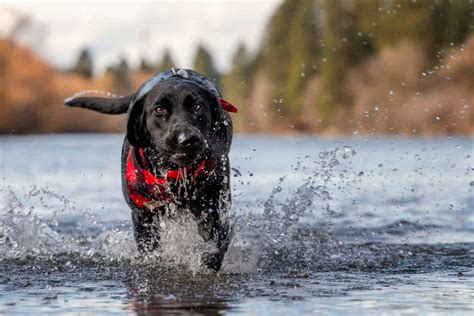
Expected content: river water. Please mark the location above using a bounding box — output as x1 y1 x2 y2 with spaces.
0 134 472 315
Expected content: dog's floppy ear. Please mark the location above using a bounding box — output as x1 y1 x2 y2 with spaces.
126 97 149 147
209 95 223 134
64 94 134 115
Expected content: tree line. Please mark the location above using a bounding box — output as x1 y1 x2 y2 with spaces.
59 0 474 134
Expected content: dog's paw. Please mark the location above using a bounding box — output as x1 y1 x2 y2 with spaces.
201 251 223 272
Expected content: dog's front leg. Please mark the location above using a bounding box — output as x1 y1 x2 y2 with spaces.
191 188 230 271
194 210 229 271
202 216 230 271
130 204 161 252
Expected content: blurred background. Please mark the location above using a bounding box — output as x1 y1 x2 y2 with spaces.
0 0 472 135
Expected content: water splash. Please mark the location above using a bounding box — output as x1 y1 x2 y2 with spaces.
0 146 471 274
224 147 358 273
0 185 135 261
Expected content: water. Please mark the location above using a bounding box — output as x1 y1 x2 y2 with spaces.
0 134 472 315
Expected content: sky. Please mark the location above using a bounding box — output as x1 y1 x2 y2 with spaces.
0 0 281 74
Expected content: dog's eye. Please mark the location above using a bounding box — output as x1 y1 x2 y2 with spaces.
154 106 166 115
194 103 202 111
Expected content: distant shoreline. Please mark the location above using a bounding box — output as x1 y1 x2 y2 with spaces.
0 131 472 138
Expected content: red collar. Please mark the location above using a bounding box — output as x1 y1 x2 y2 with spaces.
125 146 214 210
217 98 237 113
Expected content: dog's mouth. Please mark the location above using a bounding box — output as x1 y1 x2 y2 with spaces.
170 151 202 166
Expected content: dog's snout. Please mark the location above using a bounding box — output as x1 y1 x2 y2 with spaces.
177 132 201 148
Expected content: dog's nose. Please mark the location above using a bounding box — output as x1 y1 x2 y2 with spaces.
177 132 201 148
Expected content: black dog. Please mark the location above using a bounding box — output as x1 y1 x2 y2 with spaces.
65 69 236 271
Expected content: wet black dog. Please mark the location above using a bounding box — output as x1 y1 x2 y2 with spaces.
65 69 235 271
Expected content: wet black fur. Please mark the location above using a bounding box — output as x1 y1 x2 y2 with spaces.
65 78 232 271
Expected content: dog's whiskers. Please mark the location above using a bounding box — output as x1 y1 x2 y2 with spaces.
177 167 189 199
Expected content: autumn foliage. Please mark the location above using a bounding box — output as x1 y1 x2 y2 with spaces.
0 0 473 135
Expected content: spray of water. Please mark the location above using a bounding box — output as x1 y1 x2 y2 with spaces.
0 147 357 270
1 146 468 274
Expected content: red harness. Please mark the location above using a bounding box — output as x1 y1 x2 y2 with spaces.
125 146 215 210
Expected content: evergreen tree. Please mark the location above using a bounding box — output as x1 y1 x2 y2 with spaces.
108 56 131 91
72 48 93 78
231 42 251 72
260 0 299 82
139 57 154 73
430 0 473 54
222 42 252 103
157 48 176 73
354 0 472 59
355 0 429 49
284 0 319 117
193 44 221 86
316 0 360 119
258 0 321 118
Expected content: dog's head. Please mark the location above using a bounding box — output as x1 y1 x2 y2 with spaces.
65 69 234 167
128 77 223 166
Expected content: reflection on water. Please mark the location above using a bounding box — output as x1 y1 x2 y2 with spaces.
1 256 472 315
0 134 472 314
